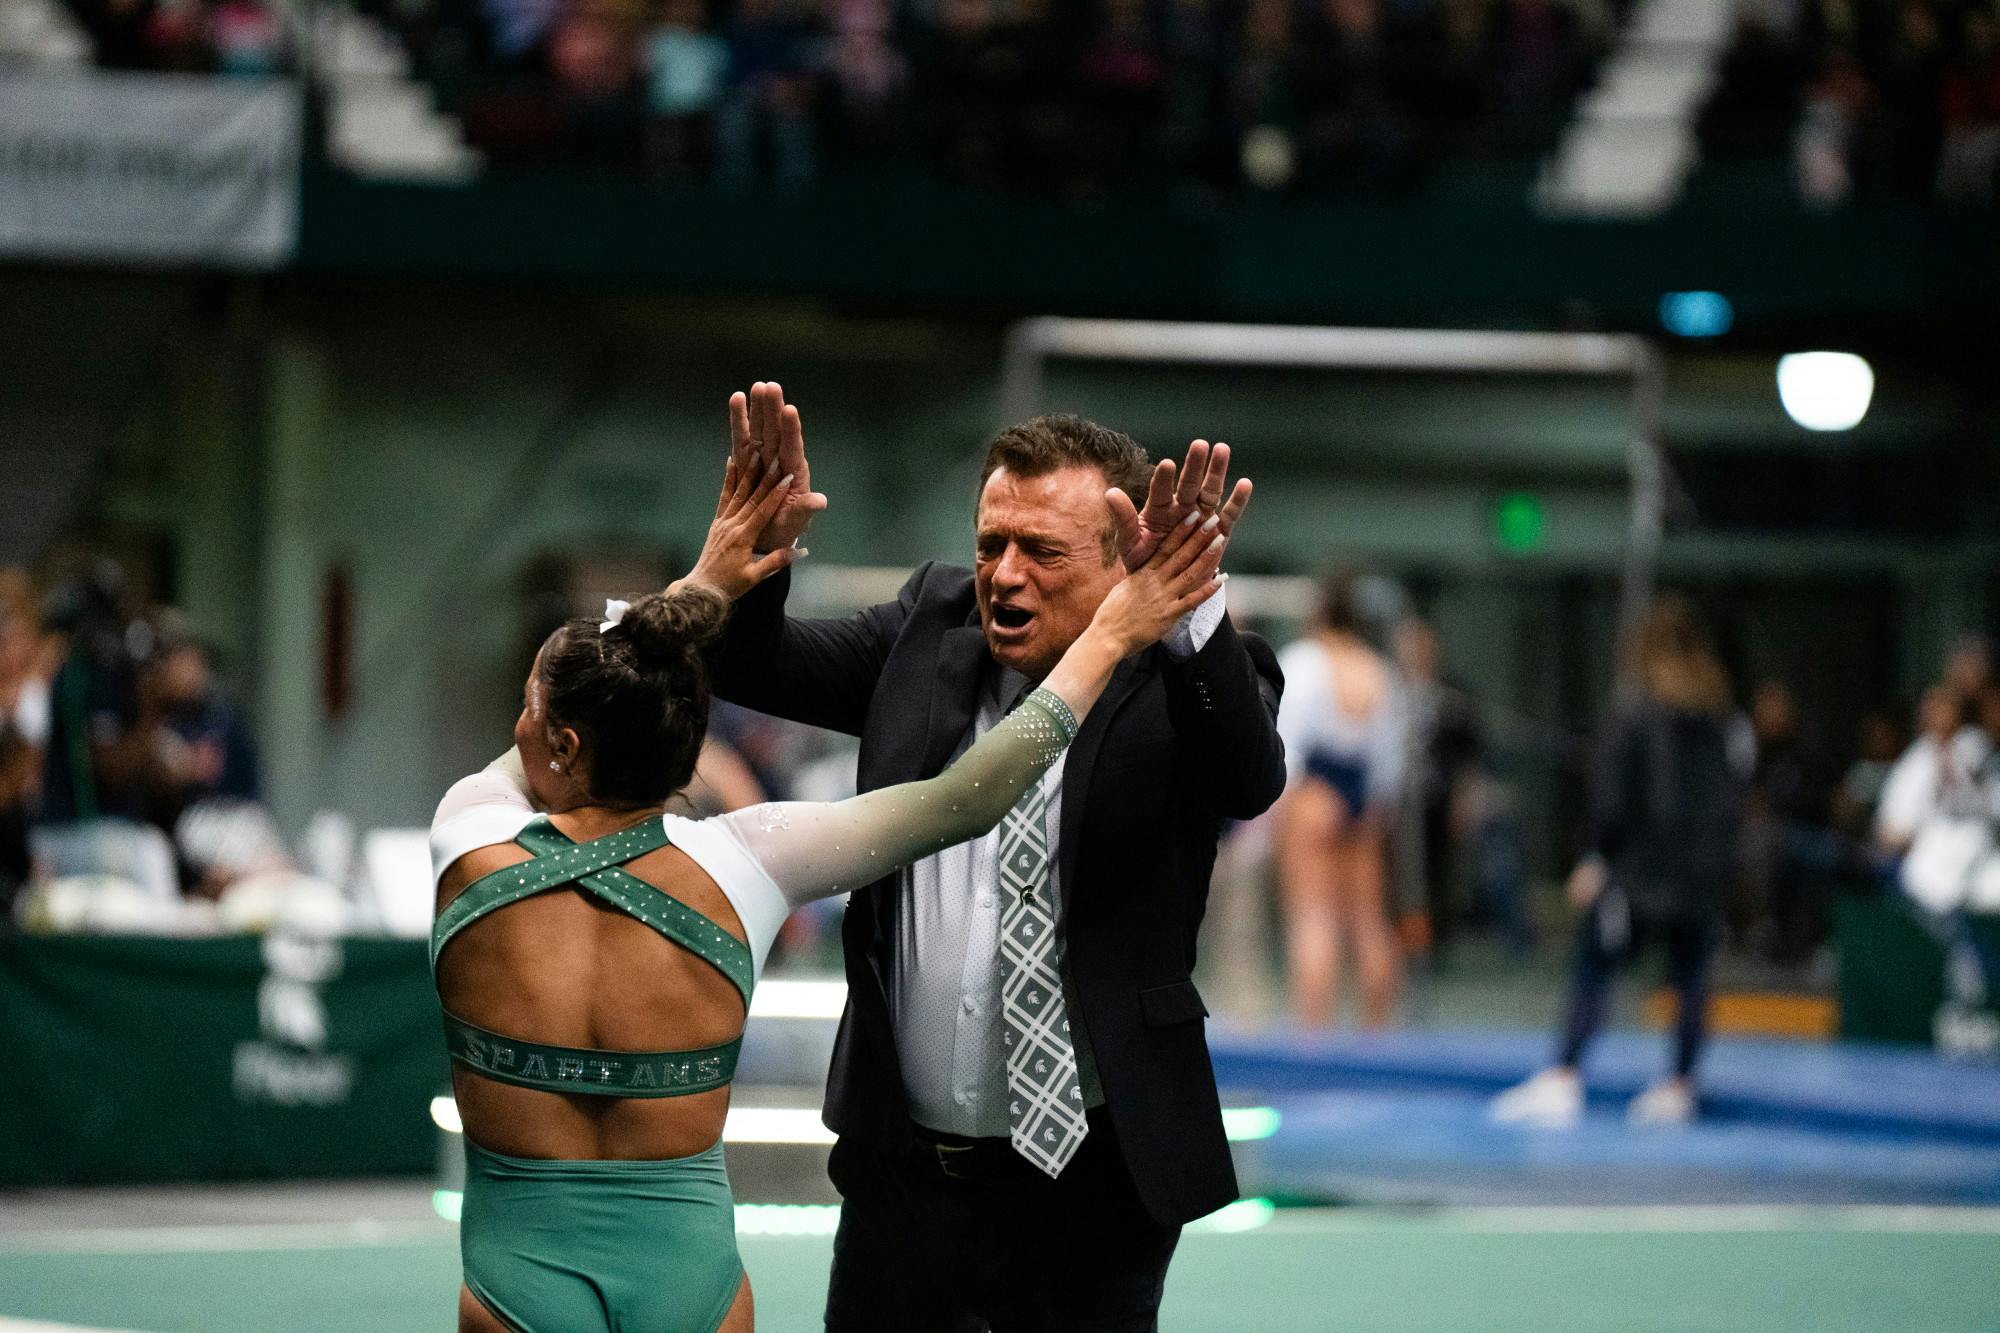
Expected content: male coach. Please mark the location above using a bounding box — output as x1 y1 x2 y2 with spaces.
712 383 1285 1331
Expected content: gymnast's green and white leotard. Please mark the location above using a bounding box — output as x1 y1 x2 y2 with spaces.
428 688 1079 1333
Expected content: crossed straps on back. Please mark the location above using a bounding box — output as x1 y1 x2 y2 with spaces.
431 814 755 1099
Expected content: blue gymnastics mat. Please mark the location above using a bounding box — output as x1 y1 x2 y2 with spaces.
1211 1029 2000 1205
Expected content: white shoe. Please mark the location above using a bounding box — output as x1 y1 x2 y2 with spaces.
1488 1069 1582 1128
1627 1081 1696 1127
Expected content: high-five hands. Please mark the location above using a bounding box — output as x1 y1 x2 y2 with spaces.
675 456 804 602
728 382 827 554
1107 440 1252 574
1089 503 1231 658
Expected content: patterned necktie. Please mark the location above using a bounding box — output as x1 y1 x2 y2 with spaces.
997 773 1089 1177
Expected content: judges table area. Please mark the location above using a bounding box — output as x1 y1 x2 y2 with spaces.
1 901 1995 1190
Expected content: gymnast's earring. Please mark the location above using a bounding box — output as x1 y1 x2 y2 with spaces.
549 761 561 772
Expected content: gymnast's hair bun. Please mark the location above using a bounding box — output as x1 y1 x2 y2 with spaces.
536 584 732 807
619 585 728 675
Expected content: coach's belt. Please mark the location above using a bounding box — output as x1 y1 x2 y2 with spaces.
910 1123 1018 1182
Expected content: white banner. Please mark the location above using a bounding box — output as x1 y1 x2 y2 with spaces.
0 70 301 269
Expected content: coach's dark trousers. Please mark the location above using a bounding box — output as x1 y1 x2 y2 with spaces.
823 1107 1182 1333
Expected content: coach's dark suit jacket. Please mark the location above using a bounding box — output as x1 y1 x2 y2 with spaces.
713 561 1286 1226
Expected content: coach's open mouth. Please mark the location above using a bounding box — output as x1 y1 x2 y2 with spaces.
991 605 1034 632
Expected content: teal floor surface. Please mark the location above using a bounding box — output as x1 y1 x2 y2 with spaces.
3 1209 1998 1332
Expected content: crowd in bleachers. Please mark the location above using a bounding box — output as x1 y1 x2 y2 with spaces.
66 0 291 74
367 0 1611 193
1703 0 2000 206
49 0 2000 207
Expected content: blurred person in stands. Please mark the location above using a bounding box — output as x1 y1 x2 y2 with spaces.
644 0 729 178
1943 632 1993 705
1072 0 1168 190
1158 0 1230 188
1228 0 1309 192
822 0 912 164
208 0 287 74
429 447 1226 1333
144 627 273 898
1796 51 1879 206
484 0 564 68
1393 614 1482 964
549 0 648 170
1274 572 1407 1028
1885 682 1994 924
73 0 163 69
0 572 54 916
37 564 156 829
1882 0 1949 197
1298 0 1422 192
1938 3 2000 204
1740 678 1831 963
717 0 823 190
1488 0 1590 149
1875 683 1989 858
34 563 182 900
146 0 215 71
1832 707 1909 844
1492 595 1740 1128
150 630 261 821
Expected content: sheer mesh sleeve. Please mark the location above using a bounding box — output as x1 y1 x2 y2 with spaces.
429 750 537 886
715 688 1078 907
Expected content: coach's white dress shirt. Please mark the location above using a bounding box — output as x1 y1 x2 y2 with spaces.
893 590 1227 1136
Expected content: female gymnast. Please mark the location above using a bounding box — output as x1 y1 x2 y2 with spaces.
429 456 1226 1332
1272 572 1407 1028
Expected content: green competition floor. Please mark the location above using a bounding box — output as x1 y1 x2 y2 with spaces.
3 1208 1998 1333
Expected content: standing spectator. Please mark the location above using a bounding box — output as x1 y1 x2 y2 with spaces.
1273 573 1407 1028
1492 596 1740 1128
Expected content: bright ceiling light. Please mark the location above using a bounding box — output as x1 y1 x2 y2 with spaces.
1777 352 1874 432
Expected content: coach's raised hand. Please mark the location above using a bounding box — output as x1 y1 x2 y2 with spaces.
1107 438 1253 573
727 381 827 553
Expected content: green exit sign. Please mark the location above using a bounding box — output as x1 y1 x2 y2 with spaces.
1494 492 1546 553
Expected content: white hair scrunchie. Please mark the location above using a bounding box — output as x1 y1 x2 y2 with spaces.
598 598 630 634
